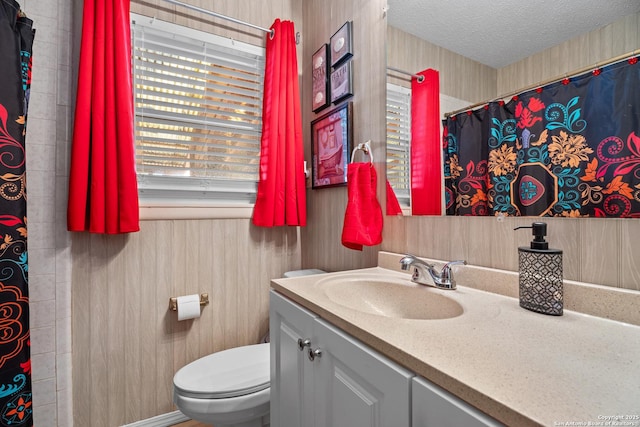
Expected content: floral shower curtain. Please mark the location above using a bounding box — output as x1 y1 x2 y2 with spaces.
0 0 34 425
444 56 640 217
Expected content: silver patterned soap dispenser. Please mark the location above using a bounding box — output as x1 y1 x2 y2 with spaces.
514 222 563 316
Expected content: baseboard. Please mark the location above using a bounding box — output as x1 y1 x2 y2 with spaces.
121 410 189 427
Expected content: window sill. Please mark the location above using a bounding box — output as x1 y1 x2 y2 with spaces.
140 204 254 220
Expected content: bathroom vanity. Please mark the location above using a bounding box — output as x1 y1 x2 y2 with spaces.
270 290 502 427
270 291 413 427
269 252 640 427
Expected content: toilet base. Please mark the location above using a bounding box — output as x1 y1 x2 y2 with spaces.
174 387 270 427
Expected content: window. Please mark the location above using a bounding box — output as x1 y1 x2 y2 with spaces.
386 83 411 207
131 14 265 205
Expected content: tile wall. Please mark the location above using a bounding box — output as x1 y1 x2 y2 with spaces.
21 0 74 425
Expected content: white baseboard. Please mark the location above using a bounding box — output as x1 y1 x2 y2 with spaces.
121 410 189 427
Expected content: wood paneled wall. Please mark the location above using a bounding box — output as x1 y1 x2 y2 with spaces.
72 221 300 425
71 1 303 425
498 13 640 95
382 12 640 292
300 0 387 272
387 25 496 104
131 0 300 47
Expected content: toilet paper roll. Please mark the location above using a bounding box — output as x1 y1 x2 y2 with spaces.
176 294 201 321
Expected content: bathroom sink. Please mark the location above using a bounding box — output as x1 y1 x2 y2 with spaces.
316 274 463 320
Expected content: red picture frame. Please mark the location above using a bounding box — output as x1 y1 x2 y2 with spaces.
311 102 353 188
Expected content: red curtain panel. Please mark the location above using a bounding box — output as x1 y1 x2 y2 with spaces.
67 0 139 234
386 179 403 216
411 69 442 215
252 19 307 227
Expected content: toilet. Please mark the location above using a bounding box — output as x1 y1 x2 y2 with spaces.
173 269 326 427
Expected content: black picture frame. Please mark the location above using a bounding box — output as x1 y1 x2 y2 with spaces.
330 60 353 104
312 44 330 112
311 102 353 189
330 21 353 67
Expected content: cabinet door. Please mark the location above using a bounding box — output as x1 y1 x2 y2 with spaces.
412 376 504 427
269 291 318 427
313 319 413 427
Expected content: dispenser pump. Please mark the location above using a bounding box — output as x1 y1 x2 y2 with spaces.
514 222 548 250
513 221 563 316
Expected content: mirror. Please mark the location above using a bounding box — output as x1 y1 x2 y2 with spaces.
385 0 640 215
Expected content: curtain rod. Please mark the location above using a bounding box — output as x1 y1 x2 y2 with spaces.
387 67 424 83
445 49 640 117
161 0 274 37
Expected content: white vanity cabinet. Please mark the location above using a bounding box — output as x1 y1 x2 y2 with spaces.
269 289 318 427
412 376 504 427
270 290 413 427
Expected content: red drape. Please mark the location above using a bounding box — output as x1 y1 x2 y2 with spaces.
67 0 139 234
252 19 306 227
386 180 403 216
411 69 441 215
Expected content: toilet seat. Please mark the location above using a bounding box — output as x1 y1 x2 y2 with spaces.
174 343 270 399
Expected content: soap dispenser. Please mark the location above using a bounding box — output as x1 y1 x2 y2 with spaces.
514 222 563 316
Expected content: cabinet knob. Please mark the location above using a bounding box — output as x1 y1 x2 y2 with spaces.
297 338 311 351
308 347 322 361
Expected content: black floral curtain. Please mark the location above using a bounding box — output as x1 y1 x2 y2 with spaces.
0 0 34 425
444 55 640 217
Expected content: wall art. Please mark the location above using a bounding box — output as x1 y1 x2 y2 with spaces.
311 102 353 188
312 44 330 112
330 21 353 67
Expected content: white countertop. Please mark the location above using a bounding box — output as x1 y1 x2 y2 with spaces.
270 253 640 427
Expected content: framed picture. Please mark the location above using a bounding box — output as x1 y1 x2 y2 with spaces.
312 44 330 112
330 60 353 104
311 102 353 188
330 21 353 67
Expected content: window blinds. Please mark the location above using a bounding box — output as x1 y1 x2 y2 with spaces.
131 14 265 204
386 83 411 207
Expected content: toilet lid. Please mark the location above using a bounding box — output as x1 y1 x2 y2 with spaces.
174 343 270 399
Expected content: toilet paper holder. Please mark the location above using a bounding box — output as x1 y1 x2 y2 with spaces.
169 293 210 311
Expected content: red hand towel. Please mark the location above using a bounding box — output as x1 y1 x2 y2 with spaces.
341 163 383 251
386 179 403 216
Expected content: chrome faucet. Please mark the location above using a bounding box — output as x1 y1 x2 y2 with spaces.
399 254 467 290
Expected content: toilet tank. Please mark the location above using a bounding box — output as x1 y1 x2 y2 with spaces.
283 269 326 278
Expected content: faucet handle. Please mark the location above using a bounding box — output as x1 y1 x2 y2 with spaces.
441 260 467 288
399 254 434 271
443 260 467 269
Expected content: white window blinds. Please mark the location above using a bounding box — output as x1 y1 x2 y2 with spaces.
386 83 411 207
131 14 265 204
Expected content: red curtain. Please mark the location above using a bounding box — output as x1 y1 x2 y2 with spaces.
67 0 139 234
386 180 403 215
411 69 441 215
252 19 306 227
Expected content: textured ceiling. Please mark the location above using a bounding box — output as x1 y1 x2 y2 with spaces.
387 0 640 68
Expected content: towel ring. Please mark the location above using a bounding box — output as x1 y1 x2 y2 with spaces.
351 141 373 163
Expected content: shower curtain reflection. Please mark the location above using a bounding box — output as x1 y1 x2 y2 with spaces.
443 56 640 218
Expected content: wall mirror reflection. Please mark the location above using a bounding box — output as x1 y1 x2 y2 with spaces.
385 0 640 217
